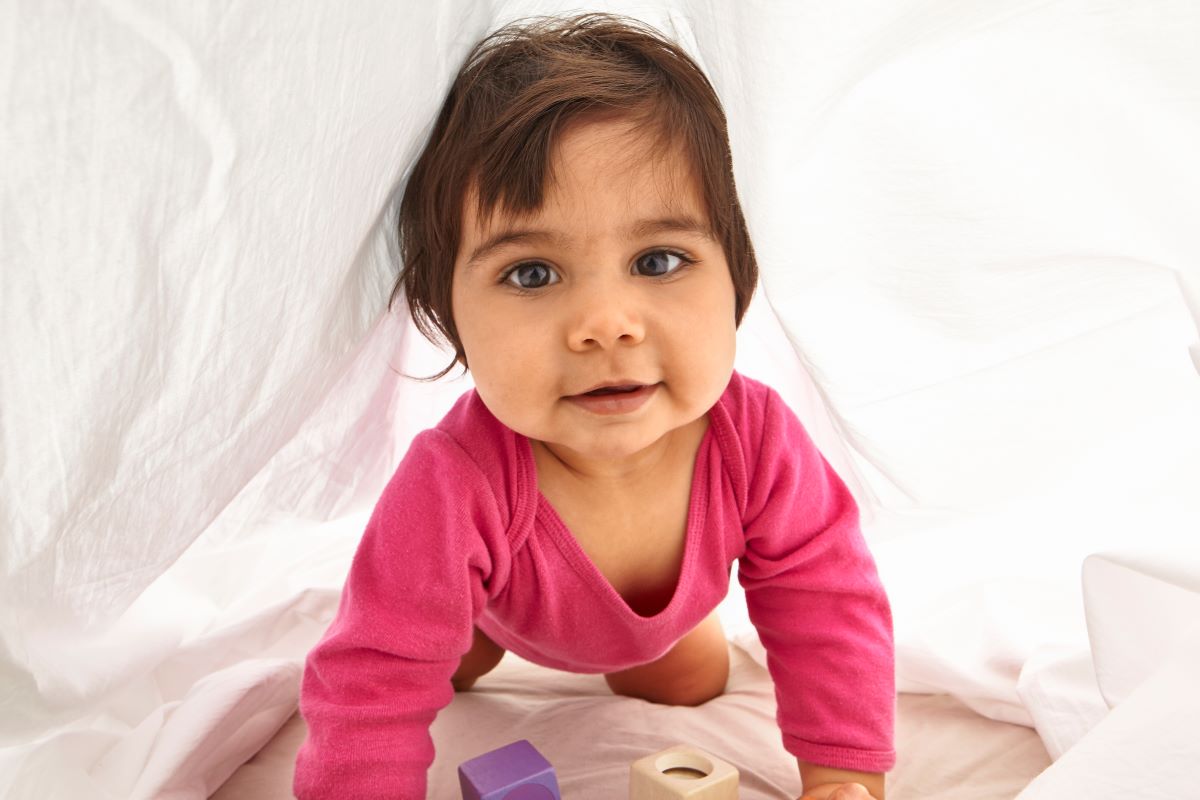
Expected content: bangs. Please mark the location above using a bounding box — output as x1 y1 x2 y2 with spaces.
470 102 708 231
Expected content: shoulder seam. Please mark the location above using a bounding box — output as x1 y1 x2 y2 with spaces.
425 427 506 534
754 381 774 488
715 372 757 517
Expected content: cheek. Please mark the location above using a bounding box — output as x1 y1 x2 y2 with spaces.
453 299 545 385
451 285 498 358
687 315 736 367
689 271 738 362
676 268 737 333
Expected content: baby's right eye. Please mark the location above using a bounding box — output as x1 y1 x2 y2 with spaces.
502 262 560 291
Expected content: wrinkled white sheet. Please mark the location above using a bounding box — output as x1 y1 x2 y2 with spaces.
212 648 1051 800
3 1 1199 798
1017 550 1200 799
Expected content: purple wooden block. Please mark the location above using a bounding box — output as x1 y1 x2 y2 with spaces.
457 739 562 800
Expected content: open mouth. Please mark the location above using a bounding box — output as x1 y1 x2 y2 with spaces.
566 382 657 415
582 385 643 396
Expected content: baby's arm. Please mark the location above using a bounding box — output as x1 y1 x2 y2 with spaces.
738 388 896 786
293 431 501 799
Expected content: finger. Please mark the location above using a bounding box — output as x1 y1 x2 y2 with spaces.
832 783 874 800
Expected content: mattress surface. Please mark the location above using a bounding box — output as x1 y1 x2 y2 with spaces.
213 644 1050 799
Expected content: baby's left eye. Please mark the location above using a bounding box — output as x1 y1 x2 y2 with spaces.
635 250 690 277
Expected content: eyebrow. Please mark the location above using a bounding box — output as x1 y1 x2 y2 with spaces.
464 229 566 271
464 215 715 271
629 215 715 241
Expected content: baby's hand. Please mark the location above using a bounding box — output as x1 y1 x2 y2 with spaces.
799 782 878 800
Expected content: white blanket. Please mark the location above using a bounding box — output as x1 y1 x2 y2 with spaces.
3 1 1198 798
213 649 1052 800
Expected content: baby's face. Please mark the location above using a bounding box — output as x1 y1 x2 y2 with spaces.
451 118 736 470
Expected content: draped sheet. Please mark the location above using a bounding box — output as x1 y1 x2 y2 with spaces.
3 1 1198 797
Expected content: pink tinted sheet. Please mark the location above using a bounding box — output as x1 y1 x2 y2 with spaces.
212 644 1048 799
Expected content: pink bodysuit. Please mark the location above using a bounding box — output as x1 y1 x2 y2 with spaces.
294 371 895 798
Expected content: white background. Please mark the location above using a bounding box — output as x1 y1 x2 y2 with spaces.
2 1 1199 797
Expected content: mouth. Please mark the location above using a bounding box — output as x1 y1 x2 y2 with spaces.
575 382 650 397
566 381 658 415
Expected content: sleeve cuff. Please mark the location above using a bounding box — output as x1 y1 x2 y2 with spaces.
784 734 896 773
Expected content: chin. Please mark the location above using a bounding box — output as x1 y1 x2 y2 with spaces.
569 428 660 460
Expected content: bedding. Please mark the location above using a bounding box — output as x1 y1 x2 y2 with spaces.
4 1 1199 798
1010 550 1200 798
212 644 1051 800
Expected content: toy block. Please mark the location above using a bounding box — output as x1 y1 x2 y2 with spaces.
458 739 562 800
629 744 739 799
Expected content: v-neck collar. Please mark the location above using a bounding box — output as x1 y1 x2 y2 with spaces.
516 415 720 622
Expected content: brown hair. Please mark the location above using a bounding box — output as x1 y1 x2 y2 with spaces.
392 12 758 380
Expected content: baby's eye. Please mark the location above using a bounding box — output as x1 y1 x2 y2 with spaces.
503 262 560 291
635 250 691 277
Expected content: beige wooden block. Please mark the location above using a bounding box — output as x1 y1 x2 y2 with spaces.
629 744 739 799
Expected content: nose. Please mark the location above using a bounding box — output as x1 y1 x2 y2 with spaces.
566 278 646 351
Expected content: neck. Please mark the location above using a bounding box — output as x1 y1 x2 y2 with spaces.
530 416 706 491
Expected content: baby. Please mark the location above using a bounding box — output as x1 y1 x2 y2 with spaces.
294 13 894 800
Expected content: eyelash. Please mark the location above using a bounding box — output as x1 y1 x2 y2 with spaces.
498 249 697 296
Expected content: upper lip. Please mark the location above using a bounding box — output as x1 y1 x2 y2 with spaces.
572 379 654 395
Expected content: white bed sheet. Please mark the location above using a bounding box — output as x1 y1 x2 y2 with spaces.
212 645 1051 800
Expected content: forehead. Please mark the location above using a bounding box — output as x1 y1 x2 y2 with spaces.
462 117 709 242
551 117 699 198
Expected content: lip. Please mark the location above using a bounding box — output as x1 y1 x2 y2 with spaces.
565 382 658 415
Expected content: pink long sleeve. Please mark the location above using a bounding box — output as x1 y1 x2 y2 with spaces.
293 373 895 796
293 429 507 799
737 388 896 772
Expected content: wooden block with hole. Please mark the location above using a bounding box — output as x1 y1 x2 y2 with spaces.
629 744 739 799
